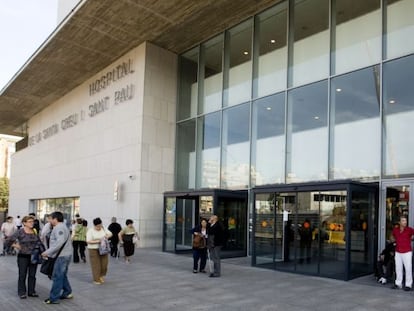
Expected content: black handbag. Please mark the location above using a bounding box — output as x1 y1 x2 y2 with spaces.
31 236 46 265
40 237 68 278
40 257 56 278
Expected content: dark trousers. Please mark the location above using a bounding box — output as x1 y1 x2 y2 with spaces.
110 238 120 257
193 248 207 271
17 255 37 296
209 246 222 276
73 240 86 263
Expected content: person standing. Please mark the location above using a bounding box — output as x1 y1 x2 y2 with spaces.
108 217 122 258
72 218 87 263
207 215 224 277
86 218 112 284
41 211 73 304
15 216 22 230
191 218 208 273
7 215 40 299
1 216 17 255
119 219 139 263
40 214 53 248
391 215 414 291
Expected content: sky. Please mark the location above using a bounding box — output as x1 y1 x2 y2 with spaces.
0 0 58 90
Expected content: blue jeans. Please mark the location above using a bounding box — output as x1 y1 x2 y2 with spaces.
49 255 72 302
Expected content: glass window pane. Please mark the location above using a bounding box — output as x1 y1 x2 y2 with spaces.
224 20 253 107
221 103 250 188
291 0 329 87
254 3 287 98
386 0 414 60
164 197 176 252
383 55 414 177
287 81 328 182
252 93 285 186
200 35 223 114
197 112 221 188
334 0 381 75
176 120 196 189
178 48 198 120
330 67 381 179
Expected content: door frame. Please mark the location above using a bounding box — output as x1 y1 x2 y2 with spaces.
379 179 414 251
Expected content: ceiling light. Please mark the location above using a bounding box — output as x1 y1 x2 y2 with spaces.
266 107 272 111
270 39 276 44
243 51 249 55
336 88 342 92
314 116 320 120
389 99 396 104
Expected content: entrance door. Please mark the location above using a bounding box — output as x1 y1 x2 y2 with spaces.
381 181 414 249
175 198 198 251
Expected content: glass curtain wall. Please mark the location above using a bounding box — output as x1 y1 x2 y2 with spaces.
383 55 414 177
224 20 253 107
221 104 250 189
330 66 381 180
290 0 329 87
254 3 288 98
286 81 329 183
34 197 80 226
176 0 414 193
333 0 381 75
385 0 414 60
197 112 221 188
251 93 286 186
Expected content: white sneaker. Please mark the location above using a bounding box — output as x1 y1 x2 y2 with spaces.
380 277 387 284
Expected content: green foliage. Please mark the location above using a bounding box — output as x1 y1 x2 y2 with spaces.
0 177 9 210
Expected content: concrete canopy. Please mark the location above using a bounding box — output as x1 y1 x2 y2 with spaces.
0 0 280 136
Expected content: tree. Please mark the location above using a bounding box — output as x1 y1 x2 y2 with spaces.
0 177 9 211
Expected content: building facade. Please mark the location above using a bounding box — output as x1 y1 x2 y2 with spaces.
2 0 414 280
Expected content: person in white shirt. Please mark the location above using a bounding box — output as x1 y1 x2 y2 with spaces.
1 216 17 255
15 216 22 230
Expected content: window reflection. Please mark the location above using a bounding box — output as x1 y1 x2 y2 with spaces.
291 0 329 87
176 120 196 189
287 81 328 183
334 0 381 75
330 66 380 179
252 93 285 186
385 0 414 59
254 3 287 98
200 35 223 114
178 48 198 120
383 55 414 177
197 113 221 188
221 104 250 189
224 20 253 107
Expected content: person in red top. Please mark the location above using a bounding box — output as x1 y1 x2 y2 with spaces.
391 216 414 291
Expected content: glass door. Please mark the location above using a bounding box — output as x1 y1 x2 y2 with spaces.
175 198 197 251
381 182 413 249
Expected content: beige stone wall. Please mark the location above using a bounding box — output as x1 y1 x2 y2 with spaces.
9 42 177 248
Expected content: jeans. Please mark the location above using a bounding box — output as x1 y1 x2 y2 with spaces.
49 255 72 302
17 254 37 296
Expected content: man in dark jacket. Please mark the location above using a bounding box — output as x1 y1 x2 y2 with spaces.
207 215 224 277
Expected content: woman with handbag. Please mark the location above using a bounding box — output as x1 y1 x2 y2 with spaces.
118 219 139 263
6 215 42 299
190 218 208 273
86 218 112 284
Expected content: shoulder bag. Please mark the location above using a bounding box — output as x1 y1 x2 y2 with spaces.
40 236 68 278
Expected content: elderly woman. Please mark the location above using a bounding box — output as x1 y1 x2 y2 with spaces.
7 215 42 299
86 218 112 284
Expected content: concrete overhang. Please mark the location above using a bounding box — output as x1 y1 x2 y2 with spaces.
0 0 281 136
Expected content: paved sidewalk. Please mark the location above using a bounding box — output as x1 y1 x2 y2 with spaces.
0 248 412 311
